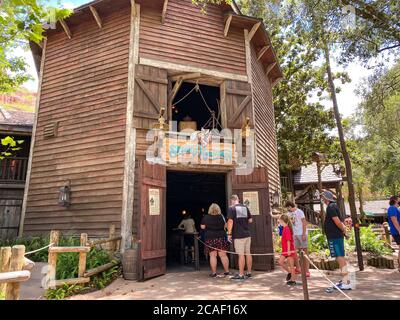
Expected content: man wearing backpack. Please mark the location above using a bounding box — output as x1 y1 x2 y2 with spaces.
321 191 352 290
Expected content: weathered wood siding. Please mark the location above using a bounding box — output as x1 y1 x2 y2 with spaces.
0 188 23 240
139 0 246 75
23 7 131 237
251 45 280 193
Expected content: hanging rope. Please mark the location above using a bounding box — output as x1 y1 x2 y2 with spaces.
173 84 198 106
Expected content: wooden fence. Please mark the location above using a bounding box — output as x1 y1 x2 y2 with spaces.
0 245 34 300
45 225 121 289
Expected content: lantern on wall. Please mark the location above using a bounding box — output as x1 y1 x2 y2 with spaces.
272 190 281 208
58 181 71 207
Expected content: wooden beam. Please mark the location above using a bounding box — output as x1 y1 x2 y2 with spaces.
224 14 233 37
59 20 72 39
49 246 90 253
161 0 168 24
131 0 137 17
248 21 261 42
271 76 283 87
257 45 270 61
89 6 102 29
169 78 183 107
244 29 252 84
265 62 277 76
0 271 31 284
170 72 201 81
140 58 248 82
54 277 90 287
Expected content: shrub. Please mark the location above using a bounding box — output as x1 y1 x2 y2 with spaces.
348 225 392 255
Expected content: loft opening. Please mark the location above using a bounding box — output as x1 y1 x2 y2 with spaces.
171 82 222 132
166 170 227 269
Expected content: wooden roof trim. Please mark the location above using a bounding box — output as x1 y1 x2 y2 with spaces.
89 5 103 29
224 14 233 37
131 0 137 17
59 20 72 39
161 0 168 24
248 21 261 42
266 62 277 76
257 45 270 61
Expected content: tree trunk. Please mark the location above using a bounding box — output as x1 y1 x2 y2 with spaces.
323 42 364 271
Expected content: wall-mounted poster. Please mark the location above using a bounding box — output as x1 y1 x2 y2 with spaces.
149 188 160 215
243 191 260 215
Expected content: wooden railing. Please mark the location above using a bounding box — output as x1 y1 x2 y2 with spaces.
0 245 34 300
0 157 28 183
298 205 322 227
44 226 121 289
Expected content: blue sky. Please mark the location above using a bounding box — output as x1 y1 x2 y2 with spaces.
20 0 392 119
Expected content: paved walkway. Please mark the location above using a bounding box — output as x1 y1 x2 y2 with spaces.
69 265 400 300
20 262 46 300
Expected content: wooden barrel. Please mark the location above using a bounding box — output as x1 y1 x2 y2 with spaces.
122 248 138 281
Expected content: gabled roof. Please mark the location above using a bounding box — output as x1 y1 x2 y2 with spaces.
0 107 34 134
293 162 342 185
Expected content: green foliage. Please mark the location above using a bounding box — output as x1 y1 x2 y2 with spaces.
0 0 72 93
44 284 84 300
0 136 24 159
0 291 5 300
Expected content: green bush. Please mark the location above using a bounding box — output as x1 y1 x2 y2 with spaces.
348 225 392 255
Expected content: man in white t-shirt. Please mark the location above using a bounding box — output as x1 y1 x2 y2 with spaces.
286 201 310 277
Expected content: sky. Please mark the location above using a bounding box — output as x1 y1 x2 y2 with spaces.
20 0 386 119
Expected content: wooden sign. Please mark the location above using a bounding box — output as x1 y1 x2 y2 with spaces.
243 191 260 215
161 136 236 165
149 188 160 215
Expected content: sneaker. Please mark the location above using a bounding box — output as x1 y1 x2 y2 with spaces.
231 274 245 280
245 272 252 278
286 273 292 281
223 272 231 277
337 282 352 290
286 280 296 286
333 280 343 289
209 273 217 278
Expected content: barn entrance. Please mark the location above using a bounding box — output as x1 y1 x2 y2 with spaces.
166 170 227 269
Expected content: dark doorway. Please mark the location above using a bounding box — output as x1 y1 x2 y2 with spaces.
166 171 227 268
171 82 222 131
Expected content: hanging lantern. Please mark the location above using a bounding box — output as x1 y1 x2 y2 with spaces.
272 190 281 208
58 182 71 207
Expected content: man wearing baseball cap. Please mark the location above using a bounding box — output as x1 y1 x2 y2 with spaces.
321 190 352 290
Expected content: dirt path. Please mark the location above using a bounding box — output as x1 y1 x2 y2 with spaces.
69 265 400 300
20 262 46 300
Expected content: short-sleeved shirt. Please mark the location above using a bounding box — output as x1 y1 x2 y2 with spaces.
227 204 252 239
323 202 344 240
201 214 226 240
281 226 295 257
288 208 307 236
178 218 196 234
388 205 400 235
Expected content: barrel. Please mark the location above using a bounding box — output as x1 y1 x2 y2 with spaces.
122 248 138 280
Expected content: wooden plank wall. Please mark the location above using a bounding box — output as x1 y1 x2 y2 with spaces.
250 45 280 194
0 188 23 240
139 0 246 75
23 6 131 237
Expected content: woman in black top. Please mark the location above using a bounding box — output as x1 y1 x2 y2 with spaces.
200 203 230 277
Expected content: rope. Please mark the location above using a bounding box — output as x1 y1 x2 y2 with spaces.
195 236 296 256
173 85 198 106
303 253 353 300
25 243 54 256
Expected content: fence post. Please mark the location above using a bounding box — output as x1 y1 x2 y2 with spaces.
0 247 12 294
382 222 391 245
5 245 25 300
79 233 88 277
109 225 116 258
300 250 310 300
47 230 60 288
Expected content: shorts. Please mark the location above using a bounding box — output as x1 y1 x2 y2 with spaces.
328 238 345 258
184 234 194 247
294 235 308 249
392 234 400 245
234 237 251 255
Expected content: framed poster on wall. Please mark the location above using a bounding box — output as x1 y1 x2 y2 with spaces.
243 191 260 215
149 188 160 215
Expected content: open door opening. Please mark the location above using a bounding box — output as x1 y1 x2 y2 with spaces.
166 171 227 270
171 82 222 131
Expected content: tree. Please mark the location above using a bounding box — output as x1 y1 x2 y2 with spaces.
0 0 71 93
0 136 23 159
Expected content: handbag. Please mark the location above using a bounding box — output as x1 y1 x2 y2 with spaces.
220 214 229 242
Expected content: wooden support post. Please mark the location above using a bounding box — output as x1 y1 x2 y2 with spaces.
244 29 252 84
265 62 277 76
168 78 183 107
109 225 116 256
47 230 60 288
161 0 168 24
5 245 25 300
248 21 261 42
89 6 103 29
224 14 233 37
194 233 199 271
80 233 88 247
0 247 12 294
78 233 89 278
382 222 391 245
257 45 270 61
300 250 310 300
59 20 72 39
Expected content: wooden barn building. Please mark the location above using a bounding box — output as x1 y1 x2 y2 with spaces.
22 0 283 279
